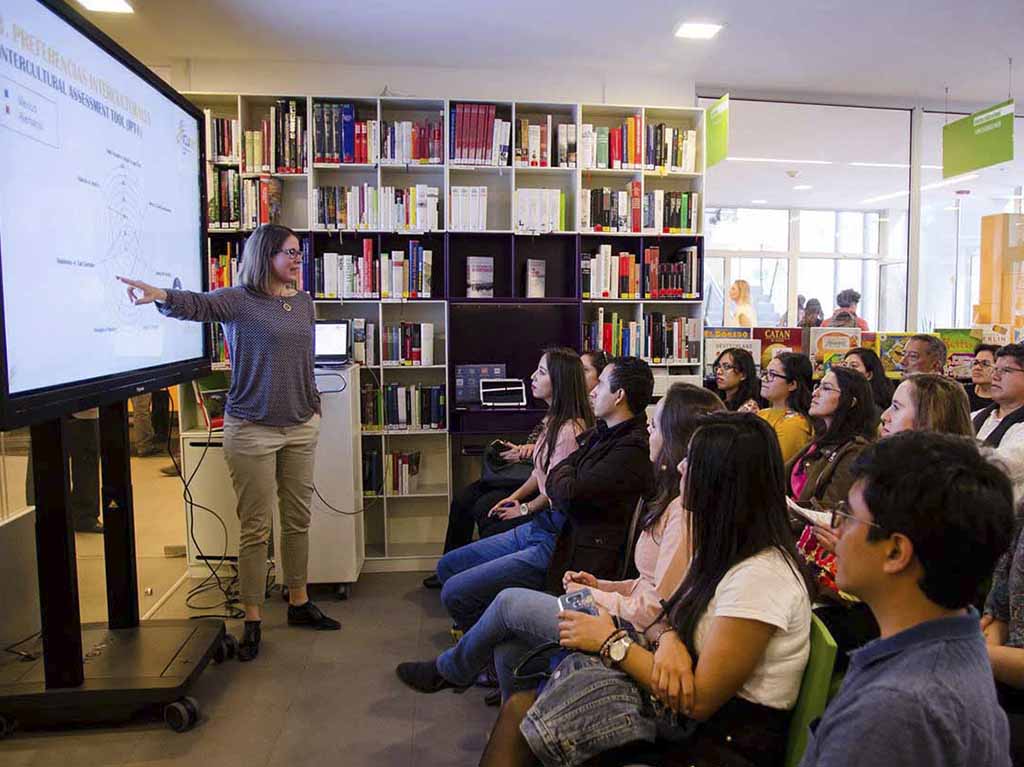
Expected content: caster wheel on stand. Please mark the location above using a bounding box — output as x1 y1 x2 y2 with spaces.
213 634 238 664
281 586 290 602
0 713 15 739
164 696 200 733
335 584 350 601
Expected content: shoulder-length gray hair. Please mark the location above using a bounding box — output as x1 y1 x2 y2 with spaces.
237 224 297 295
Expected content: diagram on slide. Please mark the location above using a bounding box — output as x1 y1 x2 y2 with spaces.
100 159 147 322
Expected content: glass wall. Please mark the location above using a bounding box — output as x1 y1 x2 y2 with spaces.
699 97 912 331
917 113 1024 330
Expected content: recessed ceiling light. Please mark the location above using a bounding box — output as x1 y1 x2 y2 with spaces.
793 185 813 191
675 22 722 39
859 173 980 204
78 0 133 12
848 162 910 169
751 200 767 204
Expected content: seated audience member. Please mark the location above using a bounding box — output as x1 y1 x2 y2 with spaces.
788 367 875 507
424 350 608 589
843 346 894 412
479 414 812 767
799 432 1014 767
758 352 815 462
437 357 653 631
396 384 723 699
821 289 869 331
712 347 766 412
983 502 1024 765
973 343 1024 503
901 334 947 377
967 343 999 412
810 373 974 668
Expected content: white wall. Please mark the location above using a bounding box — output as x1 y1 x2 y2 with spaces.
157 58 696 107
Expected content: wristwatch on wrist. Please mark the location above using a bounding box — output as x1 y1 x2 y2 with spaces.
519 503 530 516
607 634 634 666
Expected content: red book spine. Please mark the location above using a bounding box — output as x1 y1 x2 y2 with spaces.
434 119 442 162
634 115 642 165
474 104 485 163
259 177 269 224
603 322 613 353
455 104 466 163
630 181 641 233
652 246 660 299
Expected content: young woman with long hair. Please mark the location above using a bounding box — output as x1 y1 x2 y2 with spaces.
712 347 765 412
396 384 724 701
479 414 812 767
758 352 815 462
118 224 338 662
843 346 894 412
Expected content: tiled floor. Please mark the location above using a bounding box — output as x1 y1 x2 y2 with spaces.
0 572 497 767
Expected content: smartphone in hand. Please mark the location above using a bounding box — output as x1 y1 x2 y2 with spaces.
558 588 599 616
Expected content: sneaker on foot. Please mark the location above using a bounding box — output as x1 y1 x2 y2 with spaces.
422 573 442 589
395 660 460 693
287 600 341 630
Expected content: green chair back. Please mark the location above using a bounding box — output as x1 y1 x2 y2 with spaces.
784 613 839 767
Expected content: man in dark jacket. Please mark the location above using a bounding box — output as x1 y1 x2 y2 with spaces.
435 357 654 632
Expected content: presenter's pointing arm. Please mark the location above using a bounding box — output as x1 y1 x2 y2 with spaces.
117 276 239 323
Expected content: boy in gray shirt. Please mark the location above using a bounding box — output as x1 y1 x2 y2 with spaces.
800 432 1014 767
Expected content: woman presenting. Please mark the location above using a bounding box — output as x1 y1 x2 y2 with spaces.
118 223 340 662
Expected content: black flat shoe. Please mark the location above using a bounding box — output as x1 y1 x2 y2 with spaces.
422 573 442 589
396 660 462 693
74 520 103 534
287 600 341 630
238 621 261 662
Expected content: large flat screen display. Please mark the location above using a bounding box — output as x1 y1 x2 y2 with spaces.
0 0 208 428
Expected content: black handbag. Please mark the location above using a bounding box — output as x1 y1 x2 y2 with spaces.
479 440 533 489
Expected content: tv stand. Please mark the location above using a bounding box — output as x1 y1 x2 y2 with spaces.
0 401 234 737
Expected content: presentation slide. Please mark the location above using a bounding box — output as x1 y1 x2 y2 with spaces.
0 0 203 395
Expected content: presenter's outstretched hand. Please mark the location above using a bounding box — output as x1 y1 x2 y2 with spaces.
117 276 167 305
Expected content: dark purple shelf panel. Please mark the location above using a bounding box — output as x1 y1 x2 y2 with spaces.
451 407 547 435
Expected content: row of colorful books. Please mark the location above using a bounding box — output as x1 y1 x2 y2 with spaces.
581 245 699 300
382 322 436 366
583 309 701 362
360 383 447 431
451 103 512 166
514 116 577 168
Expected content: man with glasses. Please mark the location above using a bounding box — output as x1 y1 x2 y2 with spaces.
799 431 1014 767
901 334 947 377
973 343 1024 502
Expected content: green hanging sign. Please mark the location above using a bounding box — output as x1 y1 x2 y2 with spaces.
707 94 729 168
942 99 1015 178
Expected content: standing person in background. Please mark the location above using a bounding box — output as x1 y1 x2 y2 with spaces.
758 352 815 462
901 335 947 377
967 343 1000 412
822 289 869 330
117 223 340 663
800 298 825 328
712 347 765 412
843 347 894 412
972 343 1024 503
727 279 758 327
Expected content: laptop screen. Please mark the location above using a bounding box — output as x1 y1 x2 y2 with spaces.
315 321 350 360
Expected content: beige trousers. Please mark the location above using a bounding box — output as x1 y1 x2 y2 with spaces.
223 413 321 606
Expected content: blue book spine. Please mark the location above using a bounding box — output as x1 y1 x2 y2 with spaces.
342 104 355 163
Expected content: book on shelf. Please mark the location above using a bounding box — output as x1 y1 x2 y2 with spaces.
584 309 699 361
313 239 379 299
450 186 489 231
381 383 447 430
314 184 378 230
642 190 699 234
514 188 566 233
383 322 436 366
467 256 494 298
313 102 378 164
261 98 307 174
207 167 240 229
242 123 274 173
450 103 511 166
644 124 698 172
360 383 384 430
361 449 382 495
379 185 440 231
642 245 700 299
514 115 576 168
209 323 230 365
580 116 642 169
384 450 422 495
526 259 546 298
208 241 240 290
580 181 641 232
239 176 283 230
381 241 433 299
380 117 443 164
351 317 377 366
581 245 641 300
203 110 240 163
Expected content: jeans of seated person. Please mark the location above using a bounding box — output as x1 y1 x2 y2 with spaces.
438 522 558 631
436 587 560 699
442 480 532 554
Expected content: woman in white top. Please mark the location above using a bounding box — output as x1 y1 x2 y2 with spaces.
481 414 812 767
727 279 758 328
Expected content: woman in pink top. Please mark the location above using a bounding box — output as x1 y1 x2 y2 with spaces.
488 348 595 521
396 383 724 702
